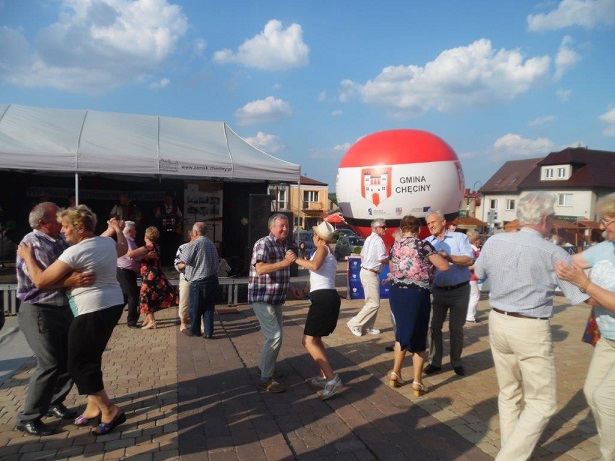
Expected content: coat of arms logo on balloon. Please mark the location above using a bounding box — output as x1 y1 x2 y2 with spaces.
336 129 464 247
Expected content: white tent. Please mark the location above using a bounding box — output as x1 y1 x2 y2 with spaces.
0 104 300 183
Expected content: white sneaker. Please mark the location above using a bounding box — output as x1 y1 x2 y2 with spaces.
348 325 363 337
319 374 343 400
306 376 326 387
366 328 381 335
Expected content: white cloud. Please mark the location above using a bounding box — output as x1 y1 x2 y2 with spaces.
339 39 550 117
529 115 557 127
149 77 170 89
243 131 285 153
0 0 188 93
554 36 581 80
193 38 207 56
233 96 292 125
213 19 309 70
556 88 572 101
489 133 556 161
310 142 352 159
331 109 343 116
598 107 615 136
528 0 615 31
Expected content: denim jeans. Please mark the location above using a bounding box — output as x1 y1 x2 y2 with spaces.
189 276 219 337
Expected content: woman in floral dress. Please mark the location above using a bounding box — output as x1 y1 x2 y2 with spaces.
386 215 450 395
127 226 178 329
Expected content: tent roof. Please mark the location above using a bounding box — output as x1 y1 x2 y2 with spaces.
0 104 300 183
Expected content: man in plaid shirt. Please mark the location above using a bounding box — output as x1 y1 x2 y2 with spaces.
249 213 300 393
15 202 94 436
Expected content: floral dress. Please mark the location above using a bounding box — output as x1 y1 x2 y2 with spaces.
139 243 179 314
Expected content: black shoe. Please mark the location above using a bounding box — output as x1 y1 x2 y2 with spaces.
203 334 213 339
453 366 466 376
384 345 394 352
423 364 442 375
16 420 54 436
127 322 139 329
47 403 78 419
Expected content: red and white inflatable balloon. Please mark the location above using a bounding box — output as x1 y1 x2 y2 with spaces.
336 129 464 245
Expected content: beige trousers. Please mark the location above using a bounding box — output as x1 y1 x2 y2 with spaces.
178 279 191 321
347 269 381 333
489 310 557 461
584 336 615 461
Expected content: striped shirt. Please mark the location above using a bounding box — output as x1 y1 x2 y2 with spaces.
248 234 290 305
16 230 69 305
474 227 588 318
179 236 219 282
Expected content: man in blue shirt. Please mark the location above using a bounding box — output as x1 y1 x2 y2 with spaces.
424 210 474 377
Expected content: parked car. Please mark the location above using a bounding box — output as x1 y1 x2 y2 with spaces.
334 228 356 240
334 235 365 260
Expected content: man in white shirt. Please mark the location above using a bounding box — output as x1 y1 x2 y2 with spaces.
346 219 388 337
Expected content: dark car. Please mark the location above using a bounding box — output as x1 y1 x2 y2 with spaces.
334 235 365 260
334 228 356 240
293 230 315 257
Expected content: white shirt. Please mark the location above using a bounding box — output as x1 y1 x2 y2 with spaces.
58 236 124 316
360 232 386 273
309 246 337 291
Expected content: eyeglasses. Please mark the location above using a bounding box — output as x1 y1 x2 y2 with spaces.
600 218 615 227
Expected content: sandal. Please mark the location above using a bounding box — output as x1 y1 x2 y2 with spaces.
412 381 429 397
91 411 126 436
389 371 405 388
74 414 101 427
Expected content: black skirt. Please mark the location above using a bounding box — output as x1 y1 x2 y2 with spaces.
304 289 341 337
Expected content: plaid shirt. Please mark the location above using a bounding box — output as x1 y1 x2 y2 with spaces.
16 230 70 305
179 236 219 282
248 234 290 305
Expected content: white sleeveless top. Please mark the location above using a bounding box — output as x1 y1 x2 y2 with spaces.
309 246 337 291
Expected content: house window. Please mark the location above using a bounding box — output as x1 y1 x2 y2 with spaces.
558 193 573 207
506 199 515 210
489 199 497 209
268 186 288 210
541 167 555 180
557 167 568 179
303 190 319 203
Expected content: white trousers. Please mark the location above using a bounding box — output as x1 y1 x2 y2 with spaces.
584 336 615 461
466 280 480 321
489 310 557 461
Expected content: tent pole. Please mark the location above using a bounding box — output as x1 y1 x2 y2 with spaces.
74 173 79 206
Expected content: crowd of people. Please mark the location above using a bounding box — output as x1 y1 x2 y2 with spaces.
11 191 615 461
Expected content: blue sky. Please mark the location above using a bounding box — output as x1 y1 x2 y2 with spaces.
1 0 614 192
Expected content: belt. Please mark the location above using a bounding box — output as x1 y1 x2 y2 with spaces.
434 281 469 291
361 267 380 274
492 307 549 320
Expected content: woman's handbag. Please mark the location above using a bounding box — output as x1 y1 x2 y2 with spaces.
581 307 600 346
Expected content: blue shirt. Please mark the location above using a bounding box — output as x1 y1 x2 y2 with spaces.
426 231 474 287
582 240 615 339
475 228 588 318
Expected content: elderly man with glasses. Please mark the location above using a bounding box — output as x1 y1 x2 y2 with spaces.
347 219 389 337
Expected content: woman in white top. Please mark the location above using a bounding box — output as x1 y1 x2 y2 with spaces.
295 221 342 400
17 205 128 436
